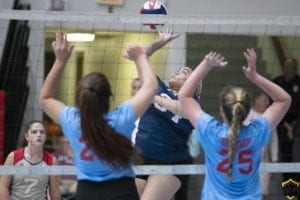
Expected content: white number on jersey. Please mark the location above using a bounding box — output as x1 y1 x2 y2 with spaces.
24 178 39 194
154 93 182 123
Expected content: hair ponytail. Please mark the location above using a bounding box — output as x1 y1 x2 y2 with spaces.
220 86 251 181
76 72 140 168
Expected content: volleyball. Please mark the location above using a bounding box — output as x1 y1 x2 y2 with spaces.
139 0 167 30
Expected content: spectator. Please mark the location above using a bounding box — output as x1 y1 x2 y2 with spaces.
273 58 300 182
294 116 300 199
53 135 77 199
131 78 142 97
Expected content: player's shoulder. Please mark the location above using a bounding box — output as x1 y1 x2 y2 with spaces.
3 150 16 165
12 148 24 164
44 150 55 165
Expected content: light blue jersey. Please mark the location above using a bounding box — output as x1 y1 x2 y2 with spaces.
59 101 136 182
196 113 270 200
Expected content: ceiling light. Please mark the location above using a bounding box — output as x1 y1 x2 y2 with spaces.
66 33 95 42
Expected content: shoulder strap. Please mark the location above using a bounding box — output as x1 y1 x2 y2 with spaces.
43 150 53 165
13 148 24 164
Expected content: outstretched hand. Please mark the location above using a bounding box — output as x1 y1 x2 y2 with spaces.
124 43 145 61
158 28 180 44
52 31 74 63
242 48 257 81
204 52 228 68
143 28 180 58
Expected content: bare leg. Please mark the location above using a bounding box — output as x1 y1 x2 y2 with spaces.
135 178 147 197
140 175 181 200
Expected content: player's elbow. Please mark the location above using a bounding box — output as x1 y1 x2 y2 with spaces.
38 96 46 110
178 93 187 105
144 77 158 96
286 94 292 108
38 96 53 114
282 95 292 114
152 79 159 95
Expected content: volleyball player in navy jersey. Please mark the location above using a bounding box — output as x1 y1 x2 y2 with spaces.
179 49 291 199
134 28 201 200
38 31 158 200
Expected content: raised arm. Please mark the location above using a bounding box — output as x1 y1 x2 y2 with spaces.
242 48 291 129
124 44 158 118
38 31 74 124
178 52 228 127
143 28 180 58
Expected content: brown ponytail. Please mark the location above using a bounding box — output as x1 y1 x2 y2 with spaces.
76 72 140 168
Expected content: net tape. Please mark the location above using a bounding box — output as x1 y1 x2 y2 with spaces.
1 9 300 26
1 10 300 36
0 163 300 175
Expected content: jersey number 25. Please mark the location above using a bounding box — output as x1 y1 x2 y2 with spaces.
217 149 253 174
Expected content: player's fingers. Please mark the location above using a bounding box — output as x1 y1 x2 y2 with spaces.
222 61 229 67
62 33 67 47
242 66 248 74
68 45 74 53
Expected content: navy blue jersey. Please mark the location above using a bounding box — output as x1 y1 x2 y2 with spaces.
136 77 198 162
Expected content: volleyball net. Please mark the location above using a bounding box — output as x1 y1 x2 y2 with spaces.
0 9 300 175
0 163 300 175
